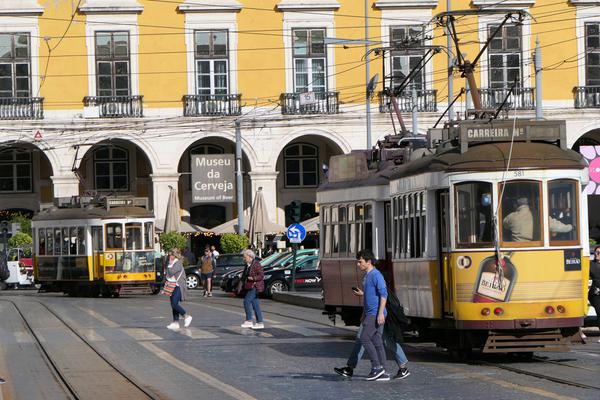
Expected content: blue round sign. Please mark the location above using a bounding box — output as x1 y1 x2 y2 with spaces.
287 223 307 243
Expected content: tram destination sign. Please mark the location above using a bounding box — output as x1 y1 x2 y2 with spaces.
328 152 369 183
454 119 567 153
191 154 235 203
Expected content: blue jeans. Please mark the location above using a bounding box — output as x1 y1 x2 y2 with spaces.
348 323 408 369
243 288 263 322
170 286 186 321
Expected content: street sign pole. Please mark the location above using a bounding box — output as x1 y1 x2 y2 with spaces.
290 243 298 291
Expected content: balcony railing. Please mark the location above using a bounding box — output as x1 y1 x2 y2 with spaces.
280 91 339 115
378 89 437 113
574 86 600 108
83 95 143 118
478 87 535 110
0 97 44 120
183 94 242 117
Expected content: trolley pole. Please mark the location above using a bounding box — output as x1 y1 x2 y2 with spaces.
446 0 454 120
365 0 372 149
235 121 244 236
412 86 418 135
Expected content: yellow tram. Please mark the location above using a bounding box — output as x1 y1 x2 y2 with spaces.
32 196 158 297
319 120 590 354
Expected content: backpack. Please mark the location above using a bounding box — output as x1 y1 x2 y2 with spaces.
0 253 9 281
384 290 410 343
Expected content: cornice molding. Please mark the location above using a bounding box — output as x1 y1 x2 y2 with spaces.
472 0 535 7
570 0 600 5
276 1 340 12
178 0 242 13
79 0 143 14
373 1 438 9
0 0 43 15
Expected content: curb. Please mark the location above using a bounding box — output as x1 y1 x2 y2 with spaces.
272 292 324 310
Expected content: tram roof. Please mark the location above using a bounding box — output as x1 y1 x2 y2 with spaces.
388 142 585 181
318 167 392 191
32 206 154 222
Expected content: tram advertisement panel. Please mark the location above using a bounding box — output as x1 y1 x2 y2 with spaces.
450 250 586 304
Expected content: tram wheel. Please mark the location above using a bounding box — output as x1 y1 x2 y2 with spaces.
0 281 7 291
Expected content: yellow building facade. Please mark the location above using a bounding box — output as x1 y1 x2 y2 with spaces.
1 0 599 241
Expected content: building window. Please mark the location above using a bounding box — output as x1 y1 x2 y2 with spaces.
195 30 229 95
0 148 32 193
292 28 326 93
0 33 31 98
95 32 131 97
190 144 224 156
488 24 521 88
390 26 425 91
94 145 129 191
586 23 600 86
284 143 318 187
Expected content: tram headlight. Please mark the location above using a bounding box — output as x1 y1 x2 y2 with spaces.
545 305 555 315
493 307 504 316
481 308 490 316
557 305 566 314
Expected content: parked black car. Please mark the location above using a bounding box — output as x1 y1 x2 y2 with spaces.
185 253 246 290
263 255 320 297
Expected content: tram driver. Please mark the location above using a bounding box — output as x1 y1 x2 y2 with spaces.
503 197 533 242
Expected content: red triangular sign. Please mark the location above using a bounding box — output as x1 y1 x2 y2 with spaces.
34 130 43 140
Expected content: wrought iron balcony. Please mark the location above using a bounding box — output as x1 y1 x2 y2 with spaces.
183 94 242 117
574 86 600 108
0 97 43 120
478 87 535 110
280 91 339 115
83 95 143 118
378 89 437 113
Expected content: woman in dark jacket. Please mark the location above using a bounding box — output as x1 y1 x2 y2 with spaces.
166 250 191 330
590 246 600 341
240 249 265 330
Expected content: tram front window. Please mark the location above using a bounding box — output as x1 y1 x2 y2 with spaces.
125 223 142 250
548 180 578 244
456 182 493 247
500 181 542 244
106 223 123 249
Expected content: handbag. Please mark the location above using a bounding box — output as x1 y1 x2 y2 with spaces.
162 271 182 296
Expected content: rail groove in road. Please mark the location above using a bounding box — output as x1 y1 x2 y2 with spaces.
0 299 162 400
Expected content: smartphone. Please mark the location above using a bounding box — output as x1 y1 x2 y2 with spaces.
351 286 359 292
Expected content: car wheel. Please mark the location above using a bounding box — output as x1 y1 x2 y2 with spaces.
268 280 288 297
186 274 200 290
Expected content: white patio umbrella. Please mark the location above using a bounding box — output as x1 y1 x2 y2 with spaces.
248 188 268 251
163 186 181 233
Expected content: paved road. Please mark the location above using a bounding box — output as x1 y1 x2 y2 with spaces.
0 290 599 400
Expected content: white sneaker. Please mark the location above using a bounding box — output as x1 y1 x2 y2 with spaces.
166 322 180 330
184 315 193 328
252 322 264 330
241 320 254 328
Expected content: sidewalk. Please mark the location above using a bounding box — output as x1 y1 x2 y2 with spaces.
271 291 323 310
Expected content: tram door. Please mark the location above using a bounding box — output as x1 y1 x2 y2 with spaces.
91 226 103 278
437 190 454 317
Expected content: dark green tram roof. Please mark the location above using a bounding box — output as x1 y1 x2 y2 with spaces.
32 206 154 222
387 142 586 181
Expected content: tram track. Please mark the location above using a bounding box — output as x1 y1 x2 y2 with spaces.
0 298 163 400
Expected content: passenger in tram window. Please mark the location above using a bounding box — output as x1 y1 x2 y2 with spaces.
165 250 192 330
549 216 574 239
502 197 533 241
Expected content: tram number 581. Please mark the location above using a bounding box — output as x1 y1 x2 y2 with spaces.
513 170 525 177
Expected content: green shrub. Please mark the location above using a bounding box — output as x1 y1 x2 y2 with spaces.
9 214 31 236
220 233 249 254
159 231 187 253
8 231 33 248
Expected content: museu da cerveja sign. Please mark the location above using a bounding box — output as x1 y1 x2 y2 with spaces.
191 154 235 203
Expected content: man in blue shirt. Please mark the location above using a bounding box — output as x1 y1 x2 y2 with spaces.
354 249 389 381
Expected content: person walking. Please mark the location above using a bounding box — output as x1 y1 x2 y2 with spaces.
590 246 600 342
199 247 215 297
240 249 265 330
165 250 192 330
334 290 410 380
353 249 389 381
211 245 219 259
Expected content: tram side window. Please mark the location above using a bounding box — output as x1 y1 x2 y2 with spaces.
393 192 426 258
365 204 373 252
106 223 123 249
500 181 542 244
46 229 53 255
38 228 45 255
54 228 61 254
69 227 78 255
323 207 331 256
144 222 153 249
339 206 348 255
332 206 339 254
78 227 86 254
349 206 356 256
125 223 143 250
456 182 493 247
92 226 103 251
548 180 578 244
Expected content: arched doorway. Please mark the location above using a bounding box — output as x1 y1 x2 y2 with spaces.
77 139 154 203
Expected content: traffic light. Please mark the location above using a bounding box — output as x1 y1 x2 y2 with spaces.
290 200 302 223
